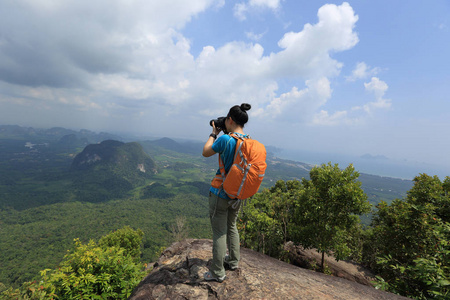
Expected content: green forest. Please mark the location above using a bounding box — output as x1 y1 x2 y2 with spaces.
2 125 447 299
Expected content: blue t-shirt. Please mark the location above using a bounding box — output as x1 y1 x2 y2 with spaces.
209 133 247 199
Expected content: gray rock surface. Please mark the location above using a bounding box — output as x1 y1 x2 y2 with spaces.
129 239 409 300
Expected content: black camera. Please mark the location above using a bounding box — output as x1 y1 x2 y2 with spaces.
209 116 227 133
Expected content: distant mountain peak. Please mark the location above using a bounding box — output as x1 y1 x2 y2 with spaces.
70 140 156 178
71 140 124 169
360 153 388 160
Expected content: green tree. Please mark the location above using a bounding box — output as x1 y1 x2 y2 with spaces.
99 226 144 260
240 164 370 271
408 174 450 223
367 174 450 299
239 181 297 257
292 163 371 269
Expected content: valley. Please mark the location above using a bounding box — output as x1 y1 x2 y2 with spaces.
0 125 413 288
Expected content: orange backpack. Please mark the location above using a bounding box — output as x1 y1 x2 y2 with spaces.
211 133 267 199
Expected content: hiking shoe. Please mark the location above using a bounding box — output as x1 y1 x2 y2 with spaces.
204 271 226 282
224 255 238 270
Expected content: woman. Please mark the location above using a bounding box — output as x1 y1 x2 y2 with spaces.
202 103 251 282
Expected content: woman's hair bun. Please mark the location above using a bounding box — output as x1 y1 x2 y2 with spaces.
228 103 251 126
240 103 251 111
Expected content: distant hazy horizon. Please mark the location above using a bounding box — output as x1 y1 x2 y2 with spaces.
276 147 449 181
2 122 448 181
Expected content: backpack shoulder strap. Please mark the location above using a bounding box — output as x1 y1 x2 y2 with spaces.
229 133 253 167
218 134 236 177
229 132 250 141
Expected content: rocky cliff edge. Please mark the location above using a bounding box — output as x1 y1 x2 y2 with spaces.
129 239 408 300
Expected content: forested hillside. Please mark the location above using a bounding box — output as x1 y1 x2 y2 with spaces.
0 125 415 293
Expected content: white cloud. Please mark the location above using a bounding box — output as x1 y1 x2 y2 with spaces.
268 2 359 79
314 76 391 126
251 2 359 124
234 3 248 21
188 41 274 113
364 77 388 98
362 77 391 113
0 1 368 133
234 0 282 21
346 62 380 81
313 110 351 126
261 77 332 123
0 0 218 88
250 0 282 9
246 30 266 41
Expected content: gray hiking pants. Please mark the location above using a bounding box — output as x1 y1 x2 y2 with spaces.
209 192 241 278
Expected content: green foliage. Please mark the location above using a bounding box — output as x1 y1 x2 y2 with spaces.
293 163 371 265
98 226 144 260
367 174 450 299
408 174 450 223
374 230 450 299
142 182 176 199
1 227 146 300
241 163 371 270
239 183 291 257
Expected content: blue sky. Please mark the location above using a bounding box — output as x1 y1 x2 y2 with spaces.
0 0 449 178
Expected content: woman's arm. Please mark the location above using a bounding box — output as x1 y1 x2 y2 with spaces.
202 136 216 157
202 122 220 157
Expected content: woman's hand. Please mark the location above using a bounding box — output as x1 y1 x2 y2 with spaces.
203 121 219 157
211 121 221 135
